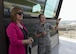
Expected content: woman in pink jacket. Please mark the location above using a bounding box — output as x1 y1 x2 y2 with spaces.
6 7 33 54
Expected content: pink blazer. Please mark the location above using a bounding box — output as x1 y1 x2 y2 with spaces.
6 22 28 54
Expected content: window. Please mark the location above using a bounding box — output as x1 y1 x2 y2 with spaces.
44 0 59 18
4 0 45 17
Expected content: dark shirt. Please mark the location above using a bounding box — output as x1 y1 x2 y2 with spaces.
20 28 28 39
20 28 28 54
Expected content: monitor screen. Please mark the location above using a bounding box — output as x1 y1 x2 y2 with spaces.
44 0 60 18
4 0 45 17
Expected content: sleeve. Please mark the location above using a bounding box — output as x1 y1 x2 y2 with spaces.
33 25 38 35
48 23 54 30
6 25 24 47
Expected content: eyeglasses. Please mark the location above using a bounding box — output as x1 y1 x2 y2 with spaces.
16 12 23 15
